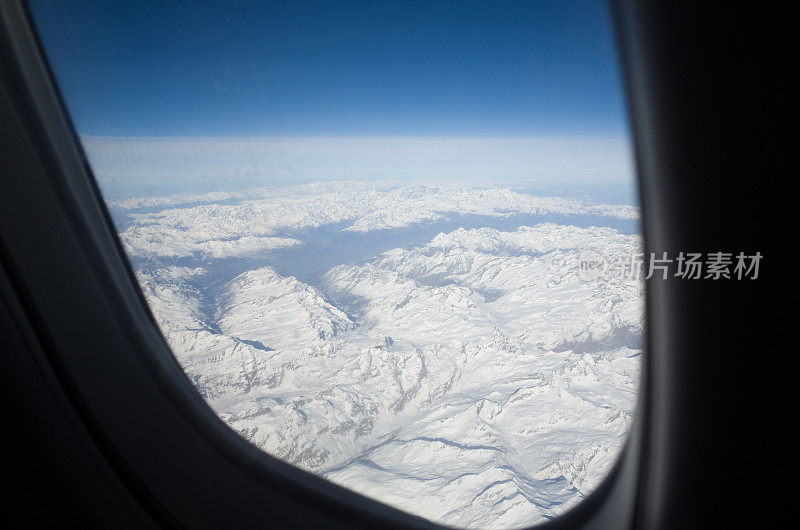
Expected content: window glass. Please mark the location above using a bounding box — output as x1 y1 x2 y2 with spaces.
29 1 642 526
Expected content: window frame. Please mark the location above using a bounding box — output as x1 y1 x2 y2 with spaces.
0 0 650 527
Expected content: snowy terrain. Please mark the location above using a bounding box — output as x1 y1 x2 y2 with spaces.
119 183 642 528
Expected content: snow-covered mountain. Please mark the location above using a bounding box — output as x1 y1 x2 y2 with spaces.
122 183 642 528
115 183 638 260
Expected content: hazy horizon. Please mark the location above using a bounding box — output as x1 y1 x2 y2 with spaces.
82 135 635 201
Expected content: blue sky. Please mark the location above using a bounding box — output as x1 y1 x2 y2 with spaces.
28 0 633 195
30 0 626 137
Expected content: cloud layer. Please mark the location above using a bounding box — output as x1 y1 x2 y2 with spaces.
81 136 634 198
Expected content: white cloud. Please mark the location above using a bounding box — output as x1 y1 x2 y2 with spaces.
81 136 634 197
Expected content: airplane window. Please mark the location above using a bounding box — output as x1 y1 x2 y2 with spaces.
27 0 642 527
